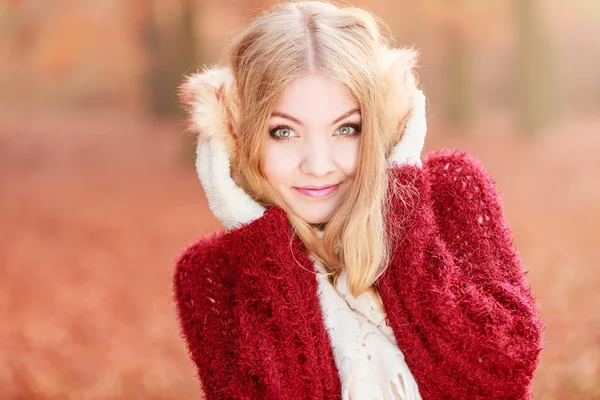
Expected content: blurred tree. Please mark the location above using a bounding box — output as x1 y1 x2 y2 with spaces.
135 0 200 118
431 0 478 128
515 0 558 133
445 24 476 127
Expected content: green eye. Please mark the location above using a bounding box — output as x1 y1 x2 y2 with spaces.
337 124 361 137
339 126 354 135
278 128 292 137
269 125 296 140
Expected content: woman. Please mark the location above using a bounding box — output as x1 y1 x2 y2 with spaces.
173 1 544 399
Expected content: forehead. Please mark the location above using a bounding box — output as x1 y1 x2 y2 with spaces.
273 74 359 123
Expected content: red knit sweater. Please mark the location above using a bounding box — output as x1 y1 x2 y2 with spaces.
173 149 544 399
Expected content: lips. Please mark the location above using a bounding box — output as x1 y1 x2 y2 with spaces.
293 184 339 198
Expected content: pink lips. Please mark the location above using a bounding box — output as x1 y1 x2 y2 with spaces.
294 184 339 198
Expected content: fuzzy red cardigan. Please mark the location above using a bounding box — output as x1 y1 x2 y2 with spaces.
173 149 544 399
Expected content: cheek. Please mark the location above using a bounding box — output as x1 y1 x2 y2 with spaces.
261 143 297 188
336 140 360 177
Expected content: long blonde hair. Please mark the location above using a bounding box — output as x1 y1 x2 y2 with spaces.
226 0 418 297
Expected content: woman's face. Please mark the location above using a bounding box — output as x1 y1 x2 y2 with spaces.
261 73 361 225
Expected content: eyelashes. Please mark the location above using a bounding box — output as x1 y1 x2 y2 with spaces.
268 123 362 141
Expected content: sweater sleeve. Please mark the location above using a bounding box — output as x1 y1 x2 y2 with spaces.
173 234 257 400
383 150 544 399
429 149 544 398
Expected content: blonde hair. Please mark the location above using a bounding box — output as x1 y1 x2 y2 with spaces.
225 0 418 297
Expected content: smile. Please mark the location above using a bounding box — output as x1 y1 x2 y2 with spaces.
293 184 339 198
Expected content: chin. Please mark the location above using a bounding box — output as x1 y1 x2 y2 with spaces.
298 214 330 225
281 191 343 225
291 204 337 225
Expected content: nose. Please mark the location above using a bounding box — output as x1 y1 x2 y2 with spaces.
299 136 336 178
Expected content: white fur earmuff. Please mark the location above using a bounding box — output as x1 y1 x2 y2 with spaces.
180 67 266 230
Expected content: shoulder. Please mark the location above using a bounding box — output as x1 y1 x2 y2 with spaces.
423 148 504 213
173 206 291 303
175 233 224 273
386 148 510 252
388 148 496 191
387 148 502 222
423 148 500 193
173 231 231 313
424 148 496 186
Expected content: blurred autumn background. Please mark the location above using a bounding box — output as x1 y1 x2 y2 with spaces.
1 0 599 398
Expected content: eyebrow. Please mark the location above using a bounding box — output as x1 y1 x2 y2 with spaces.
270 108 360 127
